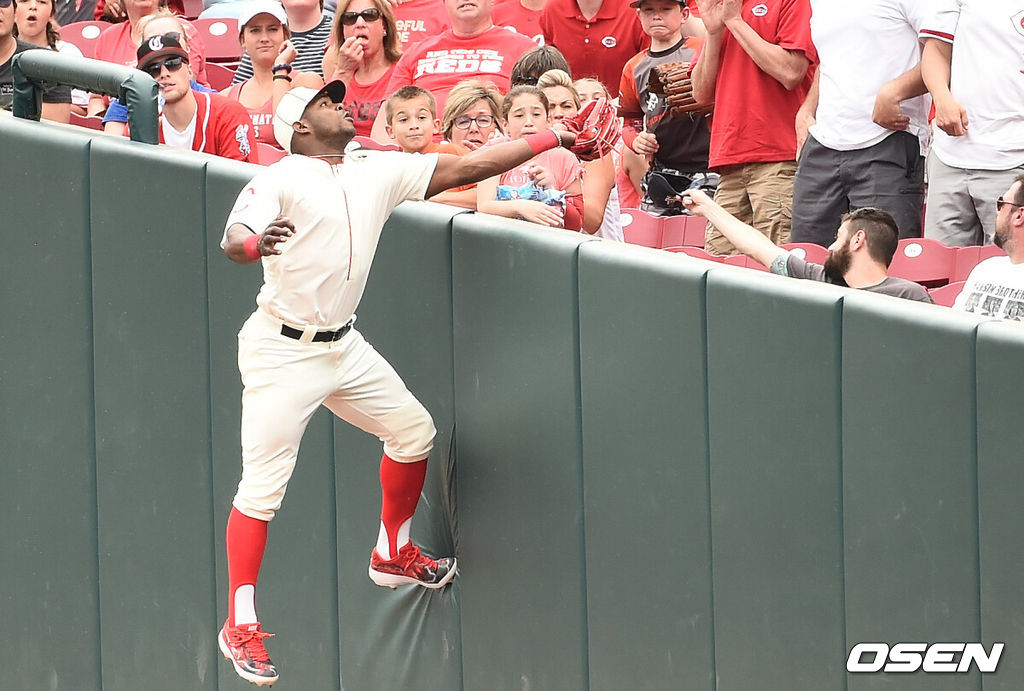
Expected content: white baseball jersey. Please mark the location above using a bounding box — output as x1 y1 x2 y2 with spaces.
223 151 439 329
920 0 1024 169
809 0 932 152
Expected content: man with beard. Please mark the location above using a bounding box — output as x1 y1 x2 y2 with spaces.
953 175 1024 320
680 187 933 303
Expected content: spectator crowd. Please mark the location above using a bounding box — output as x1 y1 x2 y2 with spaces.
1 0 1023 320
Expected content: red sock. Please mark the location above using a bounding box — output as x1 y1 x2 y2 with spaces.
226 507 268 627
379 454 427 557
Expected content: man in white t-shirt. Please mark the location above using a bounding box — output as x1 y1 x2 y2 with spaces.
792 0 931 245
921 0 1024 246
954 175 1024 320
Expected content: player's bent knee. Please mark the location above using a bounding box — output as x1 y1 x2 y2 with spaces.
380 399 435 461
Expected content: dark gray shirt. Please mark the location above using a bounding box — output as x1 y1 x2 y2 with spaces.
770 252 934 303
1 40 73 111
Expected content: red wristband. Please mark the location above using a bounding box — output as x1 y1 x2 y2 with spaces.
243 233 261 260
524 130 560 156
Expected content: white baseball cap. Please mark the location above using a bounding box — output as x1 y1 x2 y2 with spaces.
236 0 288 34
273 81 347 152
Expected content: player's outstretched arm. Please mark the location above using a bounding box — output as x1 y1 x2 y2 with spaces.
425 130 577 199
680 188 782 267
223 216 295 265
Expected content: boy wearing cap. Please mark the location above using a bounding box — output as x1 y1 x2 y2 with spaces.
618 0 710 213
217 80 581 686
138 32 260 162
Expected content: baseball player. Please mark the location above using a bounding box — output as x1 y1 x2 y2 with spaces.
217 80 586 686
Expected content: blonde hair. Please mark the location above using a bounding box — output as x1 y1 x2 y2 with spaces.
573 77 610 100
137 10 190 51
441 79 504 140
331 0 402 65
537 69 580 109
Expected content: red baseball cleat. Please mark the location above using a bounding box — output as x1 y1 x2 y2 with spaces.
368 542 457 589
218 621 279 686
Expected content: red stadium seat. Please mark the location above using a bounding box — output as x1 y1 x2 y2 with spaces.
661 213 707 247
664 246 725 262
70 112 104 131
928 280 966 308
722 253 768 271
781 242 830 264
888 237 956 287
620 208 663 248
192 17 241 63
257 142 287 164
59 21 108 59
204 62 236 91
951 244 1006 282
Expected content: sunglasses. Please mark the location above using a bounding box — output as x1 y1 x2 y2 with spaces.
142 56 186 78
340 7 381 24
996 197 1022 212
454 114 495 130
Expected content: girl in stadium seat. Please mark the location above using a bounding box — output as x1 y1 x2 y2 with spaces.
13 0 89 114
222 0 323 149
477 85 584 231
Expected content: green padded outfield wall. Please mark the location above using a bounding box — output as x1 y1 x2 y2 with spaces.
4 114 1024 690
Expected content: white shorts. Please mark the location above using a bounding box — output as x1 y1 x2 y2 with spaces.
232 309 435 520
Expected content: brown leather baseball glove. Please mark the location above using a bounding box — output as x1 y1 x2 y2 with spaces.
563 97 621 161
647 61 714 118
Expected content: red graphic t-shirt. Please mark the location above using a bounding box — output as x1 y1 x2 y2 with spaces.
391 0 451 49
385 25 536 115
343 63 397 138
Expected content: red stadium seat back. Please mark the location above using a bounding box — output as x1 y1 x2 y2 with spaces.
663 246 725 262
661 214 708 248
257 142 287 164
952 244 1006 282
204 62 236 91
722 253 769 272
350 135 401 151
888 237 956 287
928 280 966 308
59 21 108 59
620 208 663 248
780 242 830 265
192 17 241 62
70 112 104 131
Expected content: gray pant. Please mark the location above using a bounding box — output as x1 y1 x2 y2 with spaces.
792 131 925 246
924 153 1024 247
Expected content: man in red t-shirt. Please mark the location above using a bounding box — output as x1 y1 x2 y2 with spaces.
390 0 450 49
540 0 648 98
690 0 815 254
372 0 535 141
493 0 546 45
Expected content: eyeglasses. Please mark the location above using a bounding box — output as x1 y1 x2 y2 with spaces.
340 7 381 24
453 114 495 130
996 197 1022 212
513 75 538 86
142 56 186 78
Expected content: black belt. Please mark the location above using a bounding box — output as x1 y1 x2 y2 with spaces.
280 321 353 342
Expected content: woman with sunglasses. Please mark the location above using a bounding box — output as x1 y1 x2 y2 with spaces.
12 0 88 115
223 0 323 149
321 0 400 139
